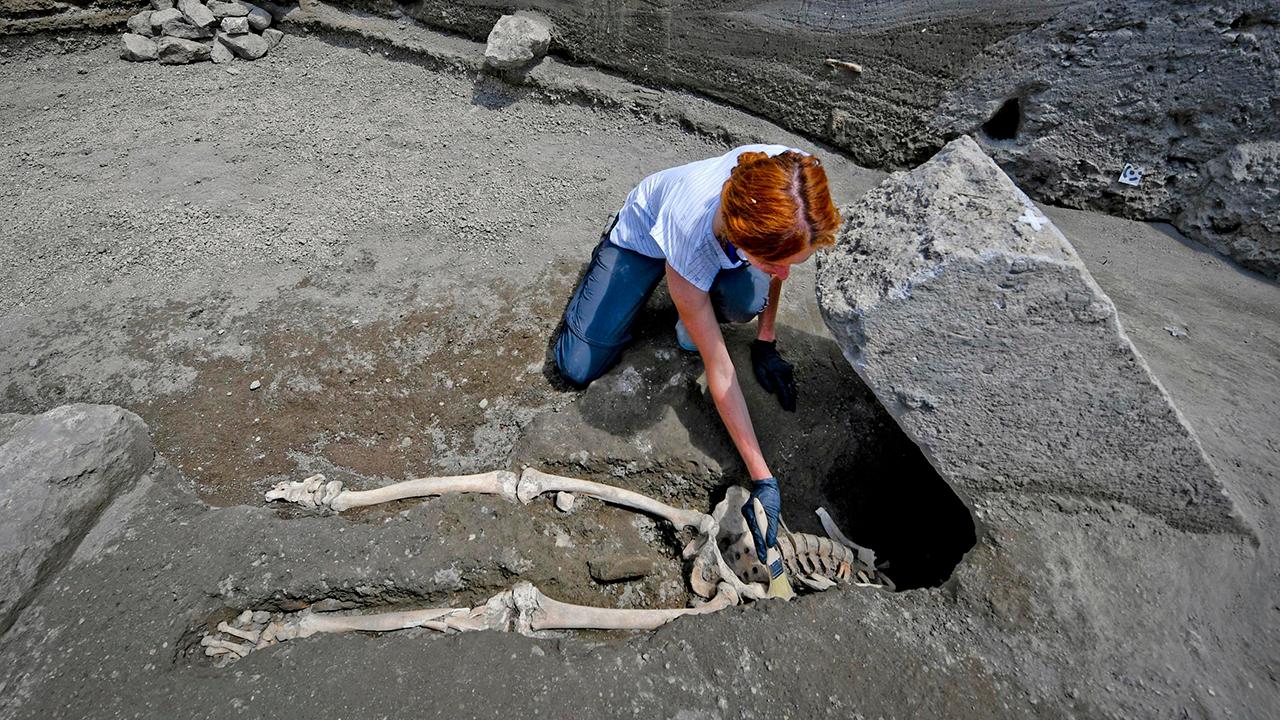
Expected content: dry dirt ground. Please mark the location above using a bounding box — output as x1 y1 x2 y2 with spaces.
1 26 1278 720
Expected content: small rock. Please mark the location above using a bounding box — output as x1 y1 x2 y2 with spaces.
310 598 345 612
251 610 270 624
148 7 182 32
163 19 215 40
478 398 489 409
242 2 272 31
210 35 234 64
218 32 268 60
220 16 249 35
484 13 552 72
587 555 656 583
27 358 39 369
262 27 283 48
555 491 575 512
177 0 217 28
249 379 261 390
126 10 154 37
120 33 158 62
149 0 174 9
1163 325 1188 338
157 36 210 64
207 0 248 18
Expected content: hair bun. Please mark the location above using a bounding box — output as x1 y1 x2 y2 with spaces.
733 150 771 170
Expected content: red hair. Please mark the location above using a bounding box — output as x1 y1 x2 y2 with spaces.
719 150 841 263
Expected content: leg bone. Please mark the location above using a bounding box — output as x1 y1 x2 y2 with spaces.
517 467 707 531
512 581 739 632
266 471 520 511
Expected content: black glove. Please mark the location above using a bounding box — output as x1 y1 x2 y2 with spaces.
750 340 797 412
741 477 783 575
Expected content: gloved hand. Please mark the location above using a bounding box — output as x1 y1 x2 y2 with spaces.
750 340 797 412
741 477 784 578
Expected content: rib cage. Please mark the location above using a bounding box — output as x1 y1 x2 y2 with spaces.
721 528 894 592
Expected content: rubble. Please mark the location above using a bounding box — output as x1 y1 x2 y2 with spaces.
243 1 271 31
126 10 152 36
219 30 268 60
207 0 247 17
158 35 211 64
177 0 216 28
220 16 247 34
484 13 552 73
120 32 158 61
210 36 233 63
163 19 215 40
148 7 181 32
816 136 1246 535
118 0 281 65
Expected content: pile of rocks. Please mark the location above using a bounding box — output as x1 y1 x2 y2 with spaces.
120 0 283 65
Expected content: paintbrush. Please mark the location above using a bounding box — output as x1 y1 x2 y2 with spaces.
751 498 796 600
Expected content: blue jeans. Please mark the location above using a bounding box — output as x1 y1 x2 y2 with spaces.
554 222 771 386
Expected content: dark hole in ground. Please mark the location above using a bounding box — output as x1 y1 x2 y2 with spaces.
821 444 976 591
1230 11 1275 30
541 270 979 592
982 97 1022 141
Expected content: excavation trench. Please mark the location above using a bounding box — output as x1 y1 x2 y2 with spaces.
3 31 976 647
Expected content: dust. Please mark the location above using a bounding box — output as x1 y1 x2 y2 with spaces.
135 269 575 507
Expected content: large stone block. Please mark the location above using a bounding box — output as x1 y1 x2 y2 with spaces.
0 404 153 633
157 35 211 64
816 136 1244 534
484 13 552 73
1176 141 1280 279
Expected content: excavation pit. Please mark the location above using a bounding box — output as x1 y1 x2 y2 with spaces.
1 31 980 663
1 5 1277 717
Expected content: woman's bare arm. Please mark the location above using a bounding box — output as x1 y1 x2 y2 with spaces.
755 275 784 342
666 263 773 481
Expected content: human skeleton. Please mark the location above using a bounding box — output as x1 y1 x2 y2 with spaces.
200 467 891 663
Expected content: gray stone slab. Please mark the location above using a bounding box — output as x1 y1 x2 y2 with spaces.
162 18 214 40
218 31 267 59
120 32 158 61
147 7 181 32
242 1 271 31
816 136 1246 535
207 0 248 18
126 10 153 36
0 404 153 633
177 0 216 28
219 16 248 35
157 35 211 64
484 13 551 72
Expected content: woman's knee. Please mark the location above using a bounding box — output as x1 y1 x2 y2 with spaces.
719 294 767 324
553 326 614 386
714 268 770 324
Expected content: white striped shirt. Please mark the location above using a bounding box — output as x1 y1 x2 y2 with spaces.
608 144 800 292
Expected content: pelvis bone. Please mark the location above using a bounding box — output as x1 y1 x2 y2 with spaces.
202 468 887 665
